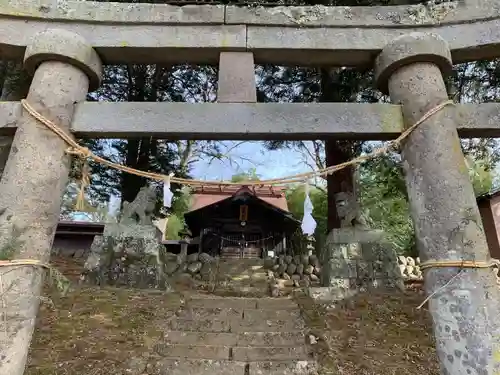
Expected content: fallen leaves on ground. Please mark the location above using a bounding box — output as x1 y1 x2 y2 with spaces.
26 256 182 375
27 257 439 375
298 288 440 375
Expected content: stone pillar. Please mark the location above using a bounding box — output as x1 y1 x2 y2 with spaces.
217 52 256 103
375 32 500 375
0 29 101 375
179 240 188 264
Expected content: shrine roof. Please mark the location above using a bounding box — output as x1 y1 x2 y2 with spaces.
188 185 289 213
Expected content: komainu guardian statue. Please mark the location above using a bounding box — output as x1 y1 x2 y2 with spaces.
334 190 370 229
312 179 404 302
119 185 157 225
82 184 171 291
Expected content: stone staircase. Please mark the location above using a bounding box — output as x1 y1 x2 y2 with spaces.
214 259 270 296
151 295 317 374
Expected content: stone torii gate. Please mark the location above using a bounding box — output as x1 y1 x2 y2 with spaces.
0 1 499 374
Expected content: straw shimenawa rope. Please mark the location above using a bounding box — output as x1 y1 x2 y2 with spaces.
419 259 500 271
415 258 500 309
75 161 91 212
20 99 455 188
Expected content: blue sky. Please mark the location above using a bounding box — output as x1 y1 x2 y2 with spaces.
191 141 311 181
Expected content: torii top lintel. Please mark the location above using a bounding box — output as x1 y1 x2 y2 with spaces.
0 0 498 67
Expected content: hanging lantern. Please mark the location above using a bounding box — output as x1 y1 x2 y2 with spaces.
239 205 248 221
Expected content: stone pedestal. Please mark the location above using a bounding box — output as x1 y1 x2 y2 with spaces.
81 223 171 290
81 222 219 290
103 222 158 239
309 227 403 302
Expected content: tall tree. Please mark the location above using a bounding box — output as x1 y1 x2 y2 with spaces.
63 63 229 217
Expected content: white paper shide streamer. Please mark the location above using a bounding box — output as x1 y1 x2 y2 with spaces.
163 173 174 208
301 181 317 235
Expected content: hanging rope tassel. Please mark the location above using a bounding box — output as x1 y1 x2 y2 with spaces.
301 180 317 236
162 217 169 241
75 160 91 211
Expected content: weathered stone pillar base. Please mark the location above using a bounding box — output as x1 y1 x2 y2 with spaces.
0 29 102 375
217 52 256 103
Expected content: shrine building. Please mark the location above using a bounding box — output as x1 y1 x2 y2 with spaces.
184 186 300 259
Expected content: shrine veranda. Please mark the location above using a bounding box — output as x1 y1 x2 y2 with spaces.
0 1 500 375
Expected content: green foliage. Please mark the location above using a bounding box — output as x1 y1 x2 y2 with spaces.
288 228 311 256
171 185 193 217
164 186 193 239
359 153 415 255
164 214 185 240
467 156 496 196
359 150 496 256
231 168 261 183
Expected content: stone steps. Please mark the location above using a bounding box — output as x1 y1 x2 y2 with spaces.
179 307 302 322
154 343 309 361
217 259 267 278
232 346 309 362
212 258 271 296
186 296 298 310
162 331 305 347
169 317 304 333
154 343 231 360
153 295 316 374
153 359 317 375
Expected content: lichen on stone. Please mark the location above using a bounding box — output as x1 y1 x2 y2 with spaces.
406 1 459 24
343 6 353 21
263 5 331 25
385 11 403 24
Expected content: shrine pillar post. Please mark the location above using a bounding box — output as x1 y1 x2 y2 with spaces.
0 29 102 375
375 32 500 375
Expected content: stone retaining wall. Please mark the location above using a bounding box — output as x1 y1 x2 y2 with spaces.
81 231 218 290
398 256 423 281
263 255 321 287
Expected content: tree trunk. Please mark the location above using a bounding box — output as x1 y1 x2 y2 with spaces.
120 65 156 204
320 68 355 231
0 63 31 180
325 140 354 230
